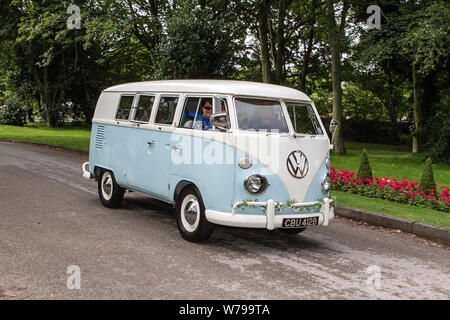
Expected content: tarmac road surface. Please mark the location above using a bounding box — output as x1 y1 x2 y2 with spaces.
0 141 449 299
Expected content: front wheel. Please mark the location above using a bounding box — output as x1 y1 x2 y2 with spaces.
175 187 214 242
98 169 124 208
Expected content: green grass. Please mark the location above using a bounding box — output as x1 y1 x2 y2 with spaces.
332 190 450 228
331 141 450 187
0 123 90 152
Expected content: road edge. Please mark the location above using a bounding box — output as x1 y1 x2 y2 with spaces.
335 205 450 246
0 139 88 155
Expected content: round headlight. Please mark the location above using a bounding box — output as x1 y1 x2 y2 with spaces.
244 174 268 194
322 173 331 193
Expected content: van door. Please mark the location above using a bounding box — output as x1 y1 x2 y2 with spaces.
127 95 179 201
169 96 235 212
126 94 155 190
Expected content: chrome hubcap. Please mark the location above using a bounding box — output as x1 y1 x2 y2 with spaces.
184 200 198 225
102 173 113 199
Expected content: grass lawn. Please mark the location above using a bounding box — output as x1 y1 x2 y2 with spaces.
332 190 450 228
0 123 90 152
331 141 450 187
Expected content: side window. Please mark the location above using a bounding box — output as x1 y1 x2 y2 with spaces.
155 96 178 125
179 96 225 131
132 95 155 122
179 97 201 129
286 103 323 135
116 96 134 120
214 97 230 130
115 95 134 120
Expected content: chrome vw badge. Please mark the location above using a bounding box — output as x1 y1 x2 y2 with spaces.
286 150 309 179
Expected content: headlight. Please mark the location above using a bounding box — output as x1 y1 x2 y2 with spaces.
244 174 268 194
322 173 331 193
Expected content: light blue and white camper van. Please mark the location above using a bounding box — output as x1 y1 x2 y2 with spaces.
82 80 337 242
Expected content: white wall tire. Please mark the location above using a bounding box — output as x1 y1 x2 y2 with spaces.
101 172 113 201
98 169 124 208
175 187 214 242
180 194 201 233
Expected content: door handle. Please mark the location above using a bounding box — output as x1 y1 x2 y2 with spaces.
172 145 182 152
147 141 155 146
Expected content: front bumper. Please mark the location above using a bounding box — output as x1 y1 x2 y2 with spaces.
205 198 334 230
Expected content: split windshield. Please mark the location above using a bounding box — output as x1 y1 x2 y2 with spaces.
234 98 322 135
286 102 323 135
234 98 289 133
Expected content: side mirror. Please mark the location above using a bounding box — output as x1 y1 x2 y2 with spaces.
210 112 229 131
329 119 340 134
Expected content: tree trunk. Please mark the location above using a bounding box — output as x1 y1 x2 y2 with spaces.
326 0 346 154
299 0 317 93
274 0 287 84
386 77 398 142
412 63 421 153
257 0 272 83
299 27 314 93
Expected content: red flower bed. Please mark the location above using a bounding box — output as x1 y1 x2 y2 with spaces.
330 167 450 213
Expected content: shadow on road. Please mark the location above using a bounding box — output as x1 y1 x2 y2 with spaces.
116 193 327 251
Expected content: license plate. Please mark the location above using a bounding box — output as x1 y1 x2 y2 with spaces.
282 217 319 228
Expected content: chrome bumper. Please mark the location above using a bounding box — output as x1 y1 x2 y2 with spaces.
206 198 334 230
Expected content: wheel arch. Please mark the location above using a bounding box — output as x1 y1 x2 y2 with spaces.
93 165 113 181
173 180 203 205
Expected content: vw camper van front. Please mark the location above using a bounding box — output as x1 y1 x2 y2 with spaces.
202 97 334 231
82 80 335 242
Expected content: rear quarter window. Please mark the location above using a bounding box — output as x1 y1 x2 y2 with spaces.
115 95 134 120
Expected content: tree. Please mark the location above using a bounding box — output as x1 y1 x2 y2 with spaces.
419 158 436 195
159 0 245 79
289 0 326 93
356 0 450 153
3 0 157 125
357 149 373 183
256 0 272 83
325 0 348 154
402 1 449 153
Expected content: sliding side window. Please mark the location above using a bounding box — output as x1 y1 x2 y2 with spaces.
132 95 155 122
155 96 179 125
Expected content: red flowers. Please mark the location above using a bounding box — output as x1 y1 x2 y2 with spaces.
330 167 450 212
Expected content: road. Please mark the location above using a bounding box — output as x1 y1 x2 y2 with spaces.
0 141 449 299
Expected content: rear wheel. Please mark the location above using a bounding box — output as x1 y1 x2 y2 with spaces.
280 228 306 234
175 187 214 242
98 169 124 208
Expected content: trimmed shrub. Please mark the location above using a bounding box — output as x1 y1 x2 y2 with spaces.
419 158 436 195
0 97 27 126
357 149 373 183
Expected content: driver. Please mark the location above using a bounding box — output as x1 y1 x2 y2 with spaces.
192 98 213 130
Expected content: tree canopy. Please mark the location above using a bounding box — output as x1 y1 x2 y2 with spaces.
0 0 448 161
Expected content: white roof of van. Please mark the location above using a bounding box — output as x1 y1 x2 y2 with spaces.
103 80 311 101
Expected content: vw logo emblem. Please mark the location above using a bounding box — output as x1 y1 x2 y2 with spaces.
286 150 309 179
